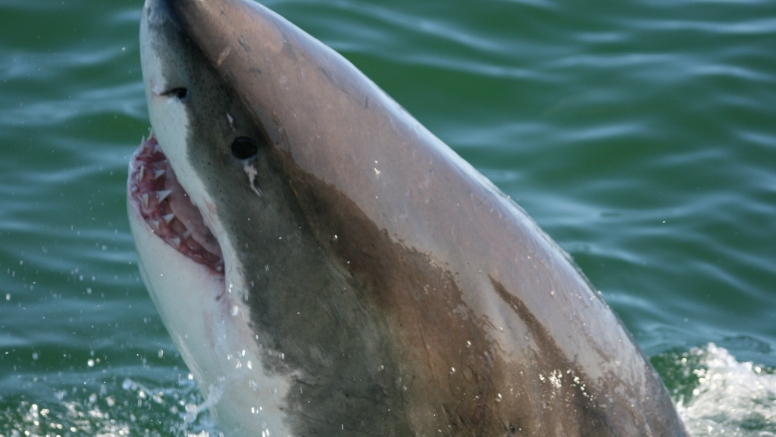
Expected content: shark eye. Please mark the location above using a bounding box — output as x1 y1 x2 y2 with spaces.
231 137 258 160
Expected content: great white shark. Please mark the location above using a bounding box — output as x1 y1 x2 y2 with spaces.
127 0 688 435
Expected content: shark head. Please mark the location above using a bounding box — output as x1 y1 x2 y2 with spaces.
131 1 416 435
130 0 296 434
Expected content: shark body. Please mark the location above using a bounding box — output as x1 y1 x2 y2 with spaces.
128 0 688 435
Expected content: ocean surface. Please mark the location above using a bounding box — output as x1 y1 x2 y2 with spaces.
1 0 775 435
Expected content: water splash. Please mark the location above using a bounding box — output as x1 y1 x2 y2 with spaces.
0 377 221 437
664 343 776 437
184 383 224 425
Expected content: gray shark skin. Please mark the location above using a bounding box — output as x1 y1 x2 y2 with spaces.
129 0 689 436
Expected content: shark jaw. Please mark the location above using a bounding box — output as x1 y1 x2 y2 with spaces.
127 130 294 437
127 1 293 435
127 133 291 437
128 133 224 274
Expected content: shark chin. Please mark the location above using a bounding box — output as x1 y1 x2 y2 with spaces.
129 0 689 436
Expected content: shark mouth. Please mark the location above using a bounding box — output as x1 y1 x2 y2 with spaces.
128 133 225 274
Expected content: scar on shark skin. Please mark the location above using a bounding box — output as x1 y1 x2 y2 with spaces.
244 163 263 198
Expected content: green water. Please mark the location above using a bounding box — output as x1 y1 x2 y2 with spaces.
1 0 775 435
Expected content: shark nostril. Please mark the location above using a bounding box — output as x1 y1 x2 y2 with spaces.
162 87 188 100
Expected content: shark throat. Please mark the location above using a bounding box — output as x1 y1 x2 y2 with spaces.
129 133 225 274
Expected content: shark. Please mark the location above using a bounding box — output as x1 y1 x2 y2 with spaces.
127 0 688 435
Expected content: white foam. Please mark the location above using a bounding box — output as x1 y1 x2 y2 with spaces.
0 377 221 437
677 343 776 437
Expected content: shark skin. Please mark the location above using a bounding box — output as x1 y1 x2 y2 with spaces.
128 0 689 436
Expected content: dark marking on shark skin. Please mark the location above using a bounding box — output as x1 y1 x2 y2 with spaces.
238 37 251 54
489 276 614 436
488 277 685 436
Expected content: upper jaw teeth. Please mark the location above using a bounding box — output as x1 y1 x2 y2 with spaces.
157 189 172 202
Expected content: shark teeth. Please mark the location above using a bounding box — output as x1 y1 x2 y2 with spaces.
156 189 172 202
130 133 224 274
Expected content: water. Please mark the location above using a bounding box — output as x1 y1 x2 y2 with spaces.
1 0 774 435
